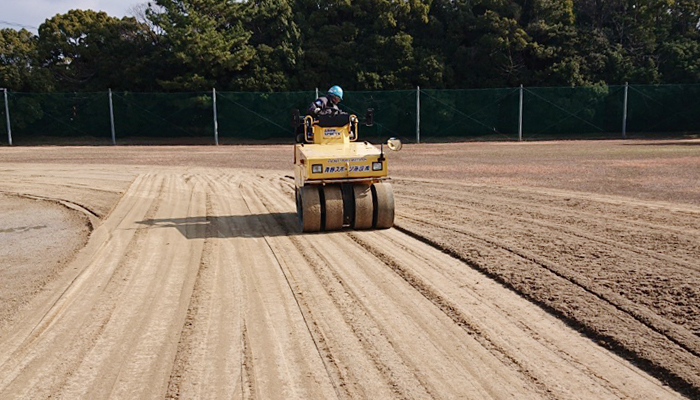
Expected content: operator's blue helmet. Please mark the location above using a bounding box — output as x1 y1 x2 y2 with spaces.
328 85 344 101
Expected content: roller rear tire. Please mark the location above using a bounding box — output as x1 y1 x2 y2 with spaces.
299 186 321 232
372 182 395 229
352 184 374 229
323 185 344 231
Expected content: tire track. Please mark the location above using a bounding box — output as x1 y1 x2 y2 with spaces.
56 173 207 399
397 211 700 357
0 173 211 399
163 173 337 399
249 182 447 399
395 180 700 339
351 227 687 399
240 185 345 400
249 173 680 399
397 193 700 272
395 179 700 236
0 169 690 399
345 231 554 398
165 191 216 399
393 213 700 398
0 173 165 398
163 174 247 400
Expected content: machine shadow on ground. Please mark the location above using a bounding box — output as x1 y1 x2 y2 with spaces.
137 213 302 239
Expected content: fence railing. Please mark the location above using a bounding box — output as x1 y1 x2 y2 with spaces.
1 84 699 145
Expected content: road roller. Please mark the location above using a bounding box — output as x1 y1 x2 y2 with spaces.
293 110 402 232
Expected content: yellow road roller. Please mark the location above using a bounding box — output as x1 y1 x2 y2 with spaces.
293 110 401 232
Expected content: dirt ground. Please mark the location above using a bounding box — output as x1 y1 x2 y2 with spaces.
0 194 90 327
0 139 698 399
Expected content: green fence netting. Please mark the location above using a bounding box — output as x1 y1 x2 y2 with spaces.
1 85 699 144
341 90 417 143
420 88 520 141
216 91 313 140
521 85 626 140
217 90 415 142
216 90 415 142
112 92 214 138
4 92 110 141
627 84 700 135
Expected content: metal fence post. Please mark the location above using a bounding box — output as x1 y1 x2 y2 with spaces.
416 86 421 143
108 89 116 145
518 84 524 142
2 88 12 145
213 88 219 145
622 82 629 139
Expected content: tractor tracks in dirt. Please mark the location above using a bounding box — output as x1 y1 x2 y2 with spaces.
344 231 554 397
0 170 687 399
252 176 681 399
396 211 700 358
161 173 338 399
397 193 700 273
390 178 700 398
0 173 206 399
251 182 537 399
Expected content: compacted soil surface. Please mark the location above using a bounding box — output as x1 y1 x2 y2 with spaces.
0 139 698 399
0 193 90 328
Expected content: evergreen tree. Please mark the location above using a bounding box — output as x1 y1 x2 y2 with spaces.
2 0 699 91
37 10 156 91
148 0 254 90
293 0 359 89
657 0 700 82
234 0 302 91
0 28 52 91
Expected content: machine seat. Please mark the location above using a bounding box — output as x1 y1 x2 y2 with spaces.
317 114 350 127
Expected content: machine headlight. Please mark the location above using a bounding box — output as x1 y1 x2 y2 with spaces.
372 162 383 171
312 164 323 174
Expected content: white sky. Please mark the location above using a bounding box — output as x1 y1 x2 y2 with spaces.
0 0 143 32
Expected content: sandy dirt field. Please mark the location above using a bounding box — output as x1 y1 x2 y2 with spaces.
0 139 698 399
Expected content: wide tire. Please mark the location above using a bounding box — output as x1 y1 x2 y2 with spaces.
372 182 395 229
323 185 344 231
352 184 374 229
299 186 321 232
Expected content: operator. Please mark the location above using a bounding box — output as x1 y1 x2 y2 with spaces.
308 85 346 116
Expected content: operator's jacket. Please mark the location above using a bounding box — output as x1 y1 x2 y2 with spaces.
308 96 344 116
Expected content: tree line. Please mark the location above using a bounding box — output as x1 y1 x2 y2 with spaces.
1 0 699 93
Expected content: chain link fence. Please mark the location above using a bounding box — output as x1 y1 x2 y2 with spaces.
419 88 520 141
627 84 700 135
1 85 699 145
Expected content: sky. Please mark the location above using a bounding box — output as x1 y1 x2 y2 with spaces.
0 0 143 32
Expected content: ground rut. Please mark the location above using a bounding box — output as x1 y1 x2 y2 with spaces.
0 171 685 399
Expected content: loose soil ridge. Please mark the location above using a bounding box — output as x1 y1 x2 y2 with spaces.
391 178 700 397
